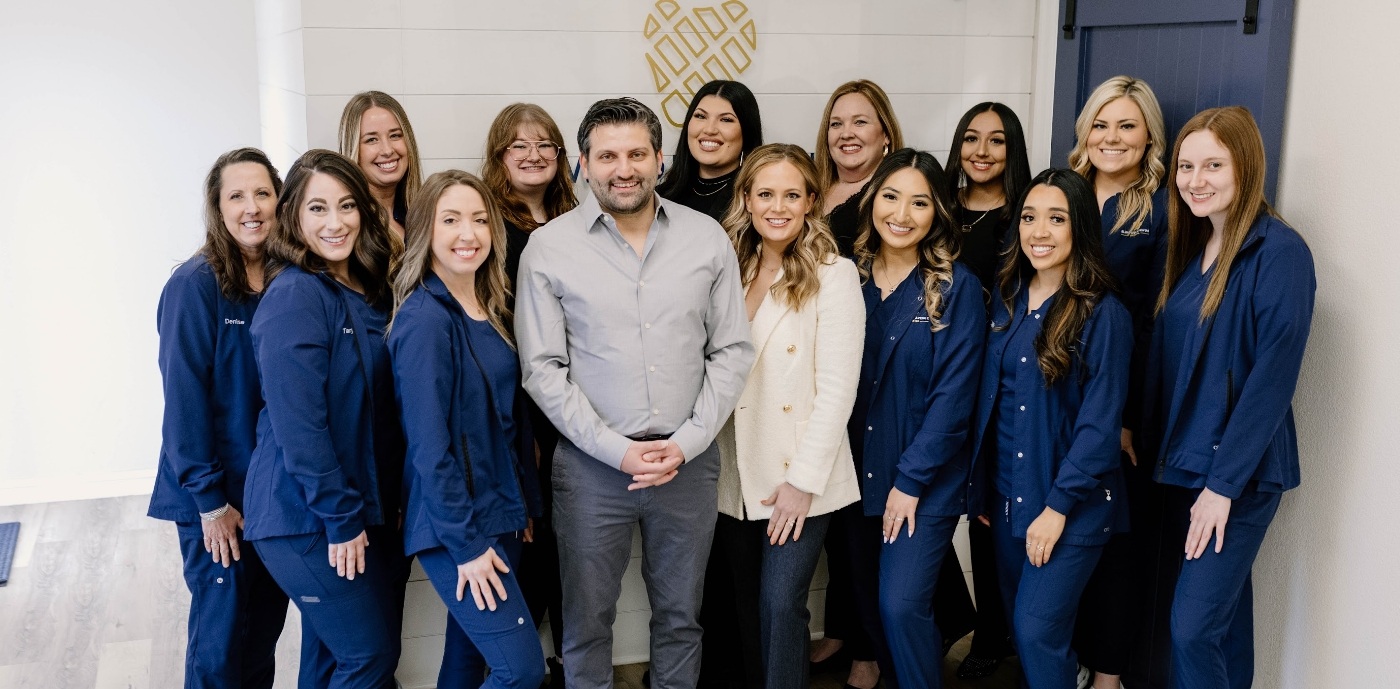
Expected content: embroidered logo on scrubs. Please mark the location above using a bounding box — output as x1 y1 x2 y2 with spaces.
912 315 930 323
644 1 759 127
223 318 245 325
342 327 354 335
300 596 321 603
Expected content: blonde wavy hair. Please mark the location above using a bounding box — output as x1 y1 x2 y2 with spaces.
1068 75 1166 236
721 144 838 312
390 170 513 344
852 149 959 332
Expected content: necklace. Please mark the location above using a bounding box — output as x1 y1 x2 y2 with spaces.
961 208 992 233
875 258 911 295
692 173 732 198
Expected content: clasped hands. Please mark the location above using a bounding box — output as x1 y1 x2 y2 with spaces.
621 439 685 490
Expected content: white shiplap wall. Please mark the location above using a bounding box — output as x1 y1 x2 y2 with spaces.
254 1 1039 684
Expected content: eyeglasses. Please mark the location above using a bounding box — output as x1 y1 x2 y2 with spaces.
506 140 560 161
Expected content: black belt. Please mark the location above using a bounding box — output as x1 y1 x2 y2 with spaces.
628 433 673 442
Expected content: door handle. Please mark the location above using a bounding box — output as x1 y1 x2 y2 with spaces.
1243 0 1260 34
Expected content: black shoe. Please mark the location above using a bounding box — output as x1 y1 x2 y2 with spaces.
955 653 1001 679
642 669 650 688
545 656 565 688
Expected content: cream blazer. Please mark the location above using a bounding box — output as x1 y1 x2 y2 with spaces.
717 256 865 521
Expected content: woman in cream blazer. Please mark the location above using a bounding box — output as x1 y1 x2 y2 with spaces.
713 144 864 689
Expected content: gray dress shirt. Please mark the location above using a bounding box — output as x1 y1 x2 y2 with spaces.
515 193 755 470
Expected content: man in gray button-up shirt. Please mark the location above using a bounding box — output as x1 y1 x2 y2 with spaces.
515 98 754 689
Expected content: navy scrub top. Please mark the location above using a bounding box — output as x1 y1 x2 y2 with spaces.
993 293 1053 498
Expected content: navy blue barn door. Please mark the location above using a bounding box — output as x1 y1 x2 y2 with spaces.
1051 0 1296 196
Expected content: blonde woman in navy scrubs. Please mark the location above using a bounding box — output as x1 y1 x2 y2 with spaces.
1067 76 1171 688
149 148 289 688
389 170 545 689
1150 106 1315 689
846 148 987 689
243 149 405 689
969 168 1131 688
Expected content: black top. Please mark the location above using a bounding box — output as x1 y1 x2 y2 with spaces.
503 217 532 293
500 215 561 501
827 181 870 258
953 204 1010 292
662 168 739 223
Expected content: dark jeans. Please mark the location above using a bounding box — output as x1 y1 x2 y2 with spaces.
708 512 831 689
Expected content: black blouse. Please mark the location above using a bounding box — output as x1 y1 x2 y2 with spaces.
662 168 739 223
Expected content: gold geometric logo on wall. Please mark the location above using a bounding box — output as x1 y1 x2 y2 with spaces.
644 0 758 127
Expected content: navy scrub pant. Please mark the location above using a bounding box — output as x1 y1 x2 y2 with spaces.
1165 485 1280 689
176 522 289 689
254 524 403 689
294 525 408 689
421 536 545 689
990 495 1103 689
879 515 959 689
552 438 721 689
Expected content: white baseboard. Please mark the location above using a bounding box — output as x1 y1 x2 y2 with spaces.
0 469 156 507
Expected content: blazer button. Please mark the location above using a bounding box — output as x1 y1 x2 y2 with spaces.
783 404 793 412
787 344 796 353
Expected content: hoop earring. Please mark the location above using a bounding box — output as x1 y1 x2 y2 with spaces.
738 150 744 168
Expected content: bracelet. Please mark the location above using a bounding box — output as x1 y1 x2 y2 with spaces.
200 503 231 522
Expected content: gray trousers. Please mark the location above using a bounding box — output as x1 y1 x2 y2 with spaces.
552 437 720 689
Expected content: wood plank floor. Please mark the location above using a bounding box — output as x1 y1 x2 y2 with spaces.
0 496 1021 688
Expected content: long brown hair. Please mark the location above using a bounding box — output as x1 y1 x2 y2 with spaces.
996 169 1117 384
813 80 904 188
338 90 424 220
265 149 401 306
479 103 578 231
391 170 513 344
852 149 960 332
1068 76 1167 236
722 144 837 312
200 148 282 301
1157 106 1279 321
